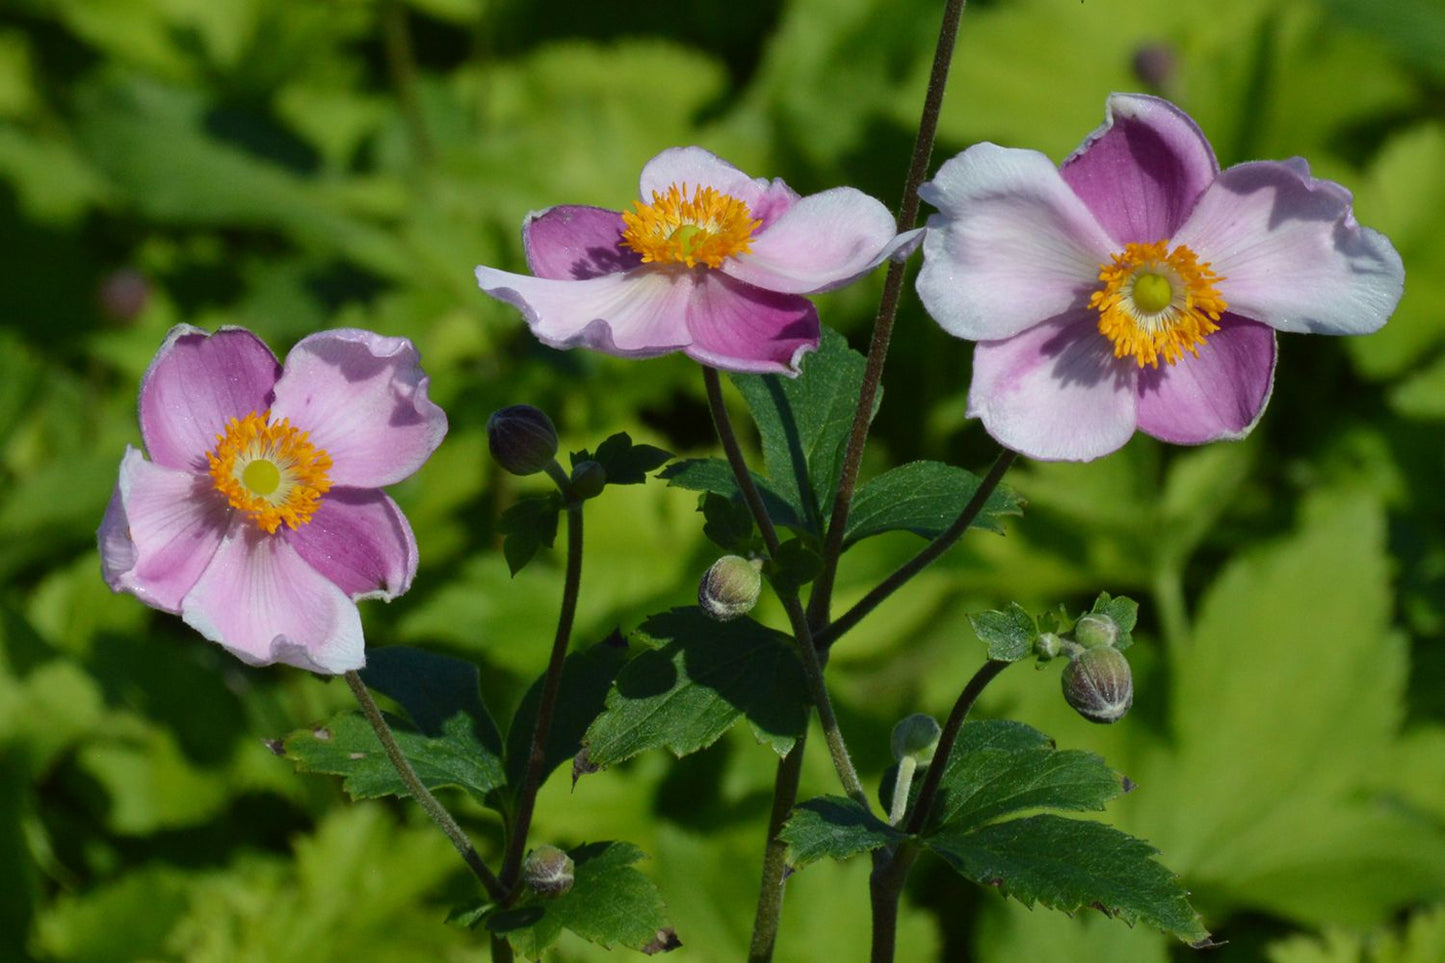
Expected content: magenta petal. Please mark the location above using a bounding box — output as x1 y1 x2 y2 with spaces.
181 526 364 674
475 264 694 357
100 448 229 613
270 329 447 489
1136 317 1276 444
286 489 418 601
523 206 641 280
1176 159 1405 336
723 187 902 294
638 146 772 209
968 316 1139 462
140 325 281 471
1060 93 1218 243
683 273 819 374
917 144 1116 342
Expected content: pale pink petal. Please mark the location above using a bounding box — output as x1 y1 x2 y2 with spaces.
99 447 229 613
917 144 1117 341
181 526 364 674
968 315 1139 462
269 330 447 489
1060 93 1218 243
285 489 417 601
139 325 280 471
749 178 802 230
522 206 640 280
475 265 694 358
683 273 819 374
638 146 771 210
723 187 905 294
1136 317 1276 444
1174 159 1404 335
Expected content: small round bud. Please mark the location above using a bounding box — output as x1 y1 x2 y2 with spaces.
570 460 607 499
890 713 942 766
1073 613 1120 650
698 555 762 621
1061 646 1134 724
523 845 574 898
1034 632 1063 661
488 405 559 476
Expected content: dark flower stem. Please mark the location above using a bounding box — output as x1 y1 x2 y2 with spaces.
815 448 1018 650
499 488 585 893
344 670 505 901
747 730 809 963
808 0 971 630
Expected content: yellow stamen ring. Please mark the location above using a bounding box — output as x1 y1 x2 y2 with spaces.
1090 240 1227 368
620 183 761 269
208 411 332 534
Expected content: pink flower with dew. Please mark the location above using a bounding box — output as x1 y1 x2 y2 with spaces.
916 93 1405 462
98 326 447 674
475 146 921 374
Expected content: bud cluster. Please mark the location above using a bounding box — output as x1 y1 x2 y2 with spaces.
1034 610 1134 725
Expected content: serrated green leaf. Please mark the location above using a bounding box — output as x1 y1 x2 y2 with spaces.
846 461 1023 546
659 457 804 530
488 842 677 958
780 796 907 868
698 492 759 553
283 710 505 804
731 327 872 534
583 608 809 764
1087 592 1138 651
497 492 563 575
926 815 1208 945
361 647 504 751
584 432 672 485
767 537 823 596
969 604 1037 662
505 634 630 796
929 720 1124 834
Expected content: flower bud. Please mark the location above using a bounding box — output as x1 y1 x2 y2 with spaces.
1034 632 1063 661
488 405 558 476
523 845 574 898
890 713 942 766
570 459 607 499
698 555 762 621
1061 646 1133 724
1073 613 1120 650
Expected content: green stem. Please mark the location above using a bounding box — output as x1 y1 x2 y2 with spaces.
747 731 809 963
498 497 585 893
815 448 1018 650
490 934 515 963
807 0 972 629
887 756 917 826
344 671 505 901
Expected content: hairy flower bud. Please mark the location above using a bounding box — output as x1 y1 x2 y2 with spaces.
523 845 574 898
1073 613 1120 649
488 405 558 476
570 459 607 499
890 713 942 766
698 555 762 621
1034 631 1063 661
1061 646 1134 724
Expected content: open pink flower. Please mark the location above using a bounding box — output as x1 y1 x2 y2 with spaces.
916 93 1404 462
98 325 447 674
475 146 919 374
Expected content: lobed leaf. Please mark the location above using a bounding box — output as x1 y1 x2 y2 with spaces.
781 796 907 869
968 604 1038 663
659 458 804 531
497 492 563 576
575 432 673 485
846 461 1023 547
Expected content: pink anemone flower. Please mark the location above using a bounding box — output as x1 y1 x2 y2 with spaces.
98 326 447 674
916 93 1404 462
475 146 920 374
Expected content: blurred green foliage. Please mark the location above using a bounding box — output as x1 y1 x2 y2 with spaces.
3 0 1445 959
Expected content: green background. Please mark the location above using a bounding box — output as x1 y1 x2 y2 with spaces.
4 0 1445 959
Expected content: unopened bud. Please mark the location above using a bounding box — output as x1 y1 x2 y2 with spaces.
1061 646 1133 724
523 845 574 898
488 405 558 476
570 459 607 499
1034 632 1063 661
1073 613 1120 650
890 713 941 766
698 555 762 621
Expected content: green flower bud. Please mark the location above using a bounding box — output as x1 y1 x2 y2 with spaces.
488 405 558 476
570 459 607 499
1073 613 1120 649
1034 632 1064 661
890 713 942 766
523 845 574 898
698 555 763 621
1061 646 1133 724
